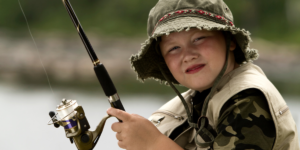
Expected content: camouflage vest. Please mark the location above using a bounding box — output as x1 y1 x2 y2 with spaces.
149 63 299 150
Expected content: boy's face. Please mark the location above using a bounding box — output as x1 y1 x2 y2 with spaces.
160 28 237 91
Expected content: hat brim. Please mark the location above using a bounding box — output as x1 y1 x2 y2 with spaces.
130 16 258 84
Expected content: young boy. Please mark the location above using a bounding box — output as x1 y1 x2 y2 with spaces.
107 0 299 149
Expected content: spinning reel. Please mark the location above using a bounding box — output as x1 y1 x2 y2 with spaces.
48 99 113 150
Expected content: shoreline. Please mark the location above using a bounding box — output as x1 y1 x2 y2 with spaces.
0 35 299 95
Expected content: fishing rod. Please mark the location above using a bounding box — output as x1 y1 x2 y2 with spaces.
48 0 125 149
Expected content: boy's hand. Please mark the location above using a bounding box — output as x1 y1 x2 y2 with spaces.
107 107 163 150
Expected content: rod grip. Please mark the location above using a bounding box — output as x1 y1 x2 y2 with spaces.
94 63 117 97
112 100 125 111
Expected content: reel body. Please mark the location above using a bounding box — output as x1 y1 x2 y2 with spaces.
49 99 111 150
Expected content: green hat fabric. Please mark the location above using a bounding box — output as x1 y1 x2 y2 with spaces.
130 0 259 84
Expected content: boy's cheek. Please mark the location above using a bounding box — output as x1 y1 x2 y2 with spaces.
166 60 182 73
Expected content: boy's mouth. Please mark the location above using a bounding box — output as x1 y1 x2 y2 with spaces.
186 64 205 74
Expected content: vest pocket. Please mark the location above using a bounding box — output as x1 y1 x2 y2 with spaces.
149 110 187 137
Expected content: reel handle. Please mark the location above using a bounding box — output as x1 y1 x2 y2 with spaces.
49 111 60 128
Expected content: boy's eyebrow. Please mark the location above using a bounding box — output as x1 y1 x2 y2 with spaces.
160 35 172 44
162 38 175 45
160 38 177 50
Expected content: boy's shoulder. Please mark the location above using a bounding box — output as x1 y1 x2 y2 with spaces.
158 89 195 117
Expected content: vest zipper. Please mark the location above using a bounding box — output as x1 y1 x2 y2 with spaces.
279 106 289 115
152 111 184 121
152 116 165 127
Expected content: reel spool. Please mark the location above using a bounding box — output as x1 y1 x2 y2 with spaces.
48 99 79 132
57 99 78 133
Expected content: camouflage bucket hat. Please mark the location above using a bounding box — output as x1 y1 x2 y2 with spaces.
130 0 259 84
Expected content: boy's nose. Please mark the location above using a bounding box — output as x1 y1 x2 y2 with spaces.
183 47 199 63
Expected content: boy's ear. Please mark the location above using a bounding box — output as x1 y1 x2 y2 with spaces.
230 40 237 51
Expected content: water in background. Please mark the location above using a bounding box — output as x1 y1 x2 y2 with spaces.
0 84 299 150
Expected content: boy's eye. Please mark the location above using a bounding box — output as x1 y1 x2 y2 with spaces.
194 37 205 42
168 46 180 52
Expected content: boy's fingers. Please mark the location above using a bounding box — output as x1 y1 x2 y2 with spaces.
118 141 126 149
107 107 130 121
116 132 122 141
111 122 122 133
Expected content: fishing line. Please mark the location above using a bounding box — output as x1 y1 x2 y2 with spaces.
18 0 54 95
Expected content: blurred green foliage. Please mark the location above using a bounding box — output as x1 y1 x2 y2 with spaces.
1 0 299 96
2 0 300 44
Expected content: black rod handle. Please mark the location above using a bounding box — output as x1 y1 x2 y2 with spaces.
112 100 125 112
94 63 117 96
94 63 125 112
